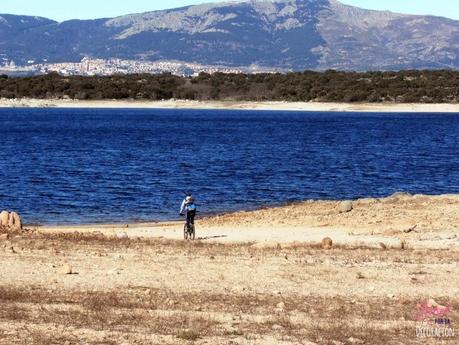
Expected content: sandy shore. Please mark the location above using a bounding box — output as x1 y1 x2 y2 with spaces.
1 194 458 344
0 97 458 112
36 193 459 250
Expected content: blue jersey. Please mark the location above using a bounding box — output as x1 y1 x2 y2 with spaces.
185 203 196 212
180 199 197 214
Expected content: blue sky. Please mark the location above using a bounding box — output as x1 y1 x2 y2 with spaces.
1 0 458 21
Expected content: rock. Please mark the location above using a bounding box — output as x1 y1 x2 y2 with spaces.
117 232 128 239
271 324 284 331
0 211 9 226
400 240 407 250
59 263 73 275
356 272 365 279
167 299 177 306
275 301 285 312
321 237 333 250
379 242 387 250
9 212 22 230
0 233 9 241
339 200 353 213
426 298 444 308
347 337 364 344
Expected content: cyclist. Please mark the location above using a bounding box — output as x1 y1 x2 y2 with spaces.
180 194 197 227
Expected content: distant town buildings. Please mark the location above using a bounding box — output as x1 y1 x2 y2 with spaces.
0 57 280 77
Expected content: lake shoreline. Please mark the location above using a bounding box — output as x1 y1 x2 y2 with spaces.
1 98 458 113
32 194 459 252
26 193 459 228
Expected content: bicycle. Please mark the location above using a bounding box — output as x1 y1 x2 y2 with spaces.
180 211 196 240
183 218 195 240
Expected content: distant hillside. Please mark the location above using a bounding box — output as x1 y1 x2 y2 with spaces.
0 0 459 71
1 70 457 103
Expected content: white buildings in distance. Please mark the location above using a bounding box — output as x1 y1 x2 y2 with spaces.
0 57 279 77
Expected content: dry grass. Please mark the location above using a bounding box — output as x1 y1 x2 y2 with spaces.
6 229 457 262
1 284 457 344
1 209 458 344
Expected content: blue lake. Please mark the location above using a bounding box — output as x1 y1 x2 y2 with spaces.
1 108 458 225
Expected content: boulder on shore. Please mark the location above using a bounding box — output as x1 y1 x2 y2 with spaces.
321 237 333 250
0 211 23 230
339 201 353 213
10 212 22 230
0 211 9 226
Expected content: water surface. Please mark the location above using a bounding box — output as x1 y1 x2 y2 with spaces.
1 108 458 224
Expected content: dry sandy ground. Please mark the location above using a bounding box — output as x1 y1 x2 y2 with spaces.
1 194 458 344
0 98 458 113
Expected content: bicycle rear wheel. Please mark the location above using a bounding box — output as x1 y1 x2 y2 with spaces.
184 223 188 240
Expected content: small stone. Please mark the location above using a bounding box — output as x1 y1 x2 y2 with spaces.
271 324 284 331
379 242 387 250
117 232 128 239
0 233 9 241
356 272 365 279
427 298 443 308
167 299 177 306
339 201 353 213
59 263 72 275
275 301 285 312
347 337 364 344
321 237 333 250
400 240 407 250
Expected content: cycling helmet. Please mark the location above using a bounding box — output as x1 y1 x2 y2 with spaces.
185 196 194 204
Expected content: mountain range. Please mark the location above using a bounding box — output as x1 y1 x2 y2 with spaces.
1 0 458 71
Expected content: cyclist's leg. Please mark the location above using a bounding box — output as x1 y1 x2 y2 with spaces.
186 212 194 232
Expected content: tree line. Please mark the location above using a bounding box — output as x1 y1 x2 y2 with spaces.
0 70 458 103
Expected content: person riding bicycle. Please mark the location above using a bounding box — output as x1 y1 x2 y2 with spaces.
180 194 197 226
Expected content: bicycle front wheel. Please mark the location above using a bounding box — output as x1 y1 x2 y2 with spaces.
190 224 195 240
